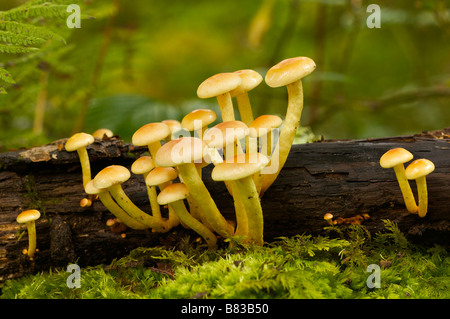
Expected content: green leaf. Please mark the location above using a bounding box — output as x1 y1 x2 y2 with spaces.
0 67 16 84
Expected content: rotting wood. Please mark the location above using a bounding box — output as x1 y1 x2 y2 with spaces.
0 129 449 282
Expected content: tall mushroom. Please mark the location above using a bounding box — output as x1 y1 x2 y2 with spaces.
155 137 234 237
261 56 316 195
65 132 95 188
131 156 161 221
405 158 435 218
212 153 269 246
229 69 263 126
157 183 217 249
197 72 242 122
16 209 41 259
93 165 170 232
181 109 217 140
85 180 149 230
380 148 418 213
132 122 171 160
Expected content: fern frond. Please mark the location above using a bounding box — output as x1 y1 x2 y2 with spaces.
0 4 68 21
0 30 46 46
0 21 65 44
0 43 39 54
0 67 16 84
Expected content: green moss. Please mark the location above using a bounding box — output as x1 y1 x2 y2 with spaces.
1 220 449 299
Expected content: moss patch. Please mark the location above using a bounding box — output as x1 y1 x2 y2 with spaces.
1 220 449 299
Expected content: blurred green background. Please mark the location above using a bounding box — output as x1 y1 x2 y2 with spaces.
0 0 449 152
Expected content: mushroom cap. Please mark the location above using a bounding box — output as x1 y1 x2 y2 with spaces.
93 165 131 189
155 137 207 167
203 120 249 148
17 209 41 224
323 213 333 220
265 56 316 88
84 180 105 195
146 166 178 186
131 156 155 175
211 152 269 181
230 69 263 97
380 148 414 168
197 72 242 99
181 109 217 132
132 122 171 146
249 115 283 138
405 159 435 180
161 120 182 134
65 132 95 152
92 128 114 139
157 183 189 205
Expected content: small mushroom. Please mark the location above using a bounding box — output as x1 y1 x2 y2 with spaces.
405 159 435 218
323 213 334 226
85 180 149 230
16 209 41 259
161 119 182 141
65 132 95 188
212 153 269 246
380 148 418 213
155 137 234 237
229 69 263 126
261 57 316 195
131 156 161 221
93 165 169 232
197 72 242 122
92 128 114 139
157 183 217 249
146 166 181 227
132 122 171 160
181 109 217 140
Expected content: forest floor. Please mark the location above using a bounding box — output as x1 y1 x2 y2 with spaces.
0 220 448 299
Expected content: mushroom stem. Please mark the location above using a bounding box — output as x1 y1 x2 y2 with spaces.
97 191 149 230
143 172 162 220
393 164 418 214
235 93 254 126
234 176 264 246
77 147 91 188
415 176 429 218
176 163 234 238
169 200 217 249
108 184 169 232
24 221 37 258
216 92 235 122
261 80 303 194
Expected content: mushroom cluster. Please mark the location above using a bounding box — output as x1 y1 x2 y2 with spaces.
62 56 316 248
380 148 435 218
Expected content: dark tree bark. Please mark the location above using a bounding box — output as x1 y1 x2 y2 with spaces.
1 128 449 282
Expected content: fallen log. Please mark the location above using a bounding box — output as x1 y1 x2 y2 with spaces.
0 128 449 282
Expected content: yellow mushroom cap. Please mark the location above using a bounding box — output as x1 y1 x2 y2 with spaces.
17 209 41 224
197 72 242 99
93 165 131 189
155 137 207 167
203 120 249 148
230 69 263 97
161 119 182 133
157 183 189 205
211 153 269 181
249 115 283 138
84 180 105 195
65 132 95 152
131 156 155 175
265 57 316 88
380 148 414 168
405 159 435 180
132 123 171 146
146 167 178 186
92 128 114 139
323 213 333 220
181 109 217 132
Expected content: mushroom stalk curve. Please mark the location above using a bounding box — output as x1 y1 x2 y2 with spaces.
65 132 95 189
405 158 435 218
16 209 41 259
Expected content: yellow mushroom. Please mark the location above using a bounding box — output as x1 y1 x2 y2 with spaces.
65 132 95 188
405 159 435 218
16 209 41 259
132 122 171 160
380 148 418 214
261 57 316 195
92 128 114 139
